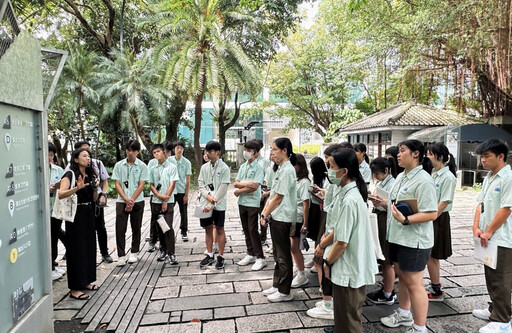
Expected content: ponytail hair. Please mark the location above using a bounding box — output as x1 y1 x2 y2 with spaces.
370 157 395 179
274 137 296 164
385 146 404 175
353 143 370 163
427 142 457 176
331 148 368 202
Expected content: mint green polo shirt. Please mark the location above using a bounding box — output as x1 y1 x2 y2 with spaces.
264 165 275 187
374 174 395 212
269 161 297 222
324 184 342 234
169 155 192 194
360 160 371 183
257 155 271 175
112 158 149 203
198 159 231 211
149 159 180 204
477 164 512 249
386 165 438 249
147 158 158 170
296 178 311 223
49 164 64 211
432 166 457 212
329 182 378 288
236 159 264 208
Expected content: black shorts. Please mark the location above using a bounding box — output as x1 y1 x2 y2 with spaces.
200 210 226 228
431 212 453 260
389 242 431 272
290 222 303 238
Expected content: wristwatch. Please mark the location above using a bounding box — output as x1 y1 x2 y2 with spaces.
403 216 410 225
261 214 270 221
323 259 333 268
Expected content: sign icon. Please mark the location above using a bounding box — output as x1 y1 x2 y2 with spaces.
5 133 11 151
6 163 13 178
3 115 11 129
10 248 18 264
8 199 14 217
9 228 17 245
7 180 15 196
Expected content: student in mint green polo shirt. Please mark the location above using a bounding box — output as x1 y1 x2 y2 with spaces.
234 140 266 271
376 140 438 333
471 139 512 333
112 140 149 267
260 137 297 303
169 141 192 241
320 148 377 332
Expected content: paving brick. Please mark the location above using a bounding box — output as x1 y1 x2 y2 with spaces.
235 312 303 332
156 274 206 288
214 306 246 319
145 299 165 314
180 282 233 297
140 312 170 326
233 281 261 293
202 319 236 333
182 309 213 322
164 293 250 312
245 301 308 315
151 286 180 300
444 295 491 314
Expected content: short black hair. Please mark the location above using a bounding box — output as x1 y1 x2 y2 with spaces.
74 141 90 149
398 139 425 163
48 142 57 154
324 144 343 157
173 140 185 149
151 143 165 152
339 141 353 149
475 138 509 158
244 140 260 152
125 139 141 151
205 140 222 152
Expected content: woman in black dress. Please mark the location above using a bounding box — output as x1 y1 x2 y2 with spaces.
58 148 98 300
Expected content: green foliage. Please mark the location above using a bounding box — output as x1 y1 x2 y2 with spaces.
293 144 320 155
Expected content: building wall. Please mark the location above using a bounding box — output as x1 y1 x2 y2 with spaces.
391 130 416 145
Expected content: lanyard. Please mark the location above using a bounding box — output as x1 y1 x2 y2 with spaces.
155 163 166 184
391 169 420 202
481 174 498 213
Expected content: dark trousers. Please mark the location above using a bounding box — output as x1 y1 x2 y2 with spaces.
270 219 292 294
321 261 333 297
50 217 66 269
174 193 189 233
259 197 267 242
94 205 109 256
149 197 158 245
332 283 366 333
115 201 144 257
485 246 512 323
150 203 176 255
239 205 264 259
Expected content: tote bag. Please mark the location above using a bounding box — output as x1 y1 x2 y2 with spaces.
52 172 77 222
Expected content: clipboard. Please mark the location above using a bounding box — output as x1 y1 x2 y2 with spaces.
396 199 418 214
474 237 498 269
375 187 389 200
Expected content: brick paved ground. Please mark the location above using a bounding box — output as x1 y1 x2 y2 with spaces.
52 188 496 332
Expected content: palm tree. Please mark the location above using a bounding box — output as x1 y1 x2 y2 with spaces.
95 50 172 151
150 0 261 172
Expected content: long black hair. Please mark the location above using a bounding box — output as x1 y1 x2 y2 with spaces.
353 143 370 163
310 157 327 187
70 148 97 187
427 142 457 176
370 157 394 179
331 149 368 202
385 146 404 175
274 137 297 165
292 154 309 180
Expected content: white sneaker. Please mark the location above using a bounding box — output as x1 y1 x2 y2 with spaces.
291 274 308 288
55 266 66 275
117 256 126 266
380 310 414 328
51 270 62 281
251 258 267 271
128 253 138 263
237 255 256 266
262 286 278 296
315 300 324 307
473 308 491 321
307 303 334 320
267 291 293 302
479 321 512 333
311 265 317 273
293 264 298 276
305 259 314 268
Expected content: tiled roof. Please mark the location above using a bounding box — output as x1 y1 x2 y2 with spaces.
339 102 481 131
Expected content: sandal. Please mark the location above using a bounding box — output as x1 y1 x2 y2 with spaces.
85 284 99 291
70 292 89 300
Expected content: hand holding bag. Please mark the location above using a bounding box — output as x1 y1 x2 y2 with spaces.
52 172 77 222
193 194 213 218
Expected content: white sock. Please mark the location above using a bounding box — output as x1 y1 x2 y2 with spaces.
413 324 426 333
383 291 392 298
298 270 306 277
399 308 411 316
208 253 214 257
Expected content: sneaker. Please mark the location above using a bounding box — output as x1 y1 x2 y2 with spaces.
265 247 273 254
102 254 114 263
262 286 278 296
168 254 179 265
428 290 445 302
291 274 308 288
305 259 314 268
323 327 335 333
200 255 215 267
267 291 293 302
51 270 62 281
117 256 126 266
473 308 491 321
311 265 317 273
237 255 256 266
147 243 156 253
293 265 298 276
156 251 168 262
128 253 138 263
479 321 512 333
315 300 324 307
404 326 423 333
366 288 397 305
215 256 225 269
55 266 66 275
182 232 189 242
251 258 267 271
380 310 414 328
307 302 334 320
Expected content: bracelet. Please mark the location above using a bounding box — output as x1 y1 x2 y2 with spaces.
319 244 326 250
323 258 333 268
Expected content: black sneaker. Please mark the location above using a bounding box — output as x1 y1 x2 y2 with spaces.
156 250 168 261
168 254 179 265
102 254 113 263
428 290 445 301
366 288 397 305
215 256 225 269
323 326 335 333
200 255 215 267
182 232 189 242
147 243 156 253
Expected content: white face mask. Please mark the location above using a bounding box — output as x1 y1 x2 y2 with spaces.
243 151 253 160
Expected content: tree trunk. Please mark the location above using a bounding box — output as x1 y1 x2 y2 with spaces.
165 95 187 143
193 81 206 173
130 111 154 151
76 91 86 140
218 92 241 156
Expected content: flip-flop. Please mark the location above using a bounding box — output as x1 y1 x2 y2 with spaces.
85 284 99 291
70 292 89 300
